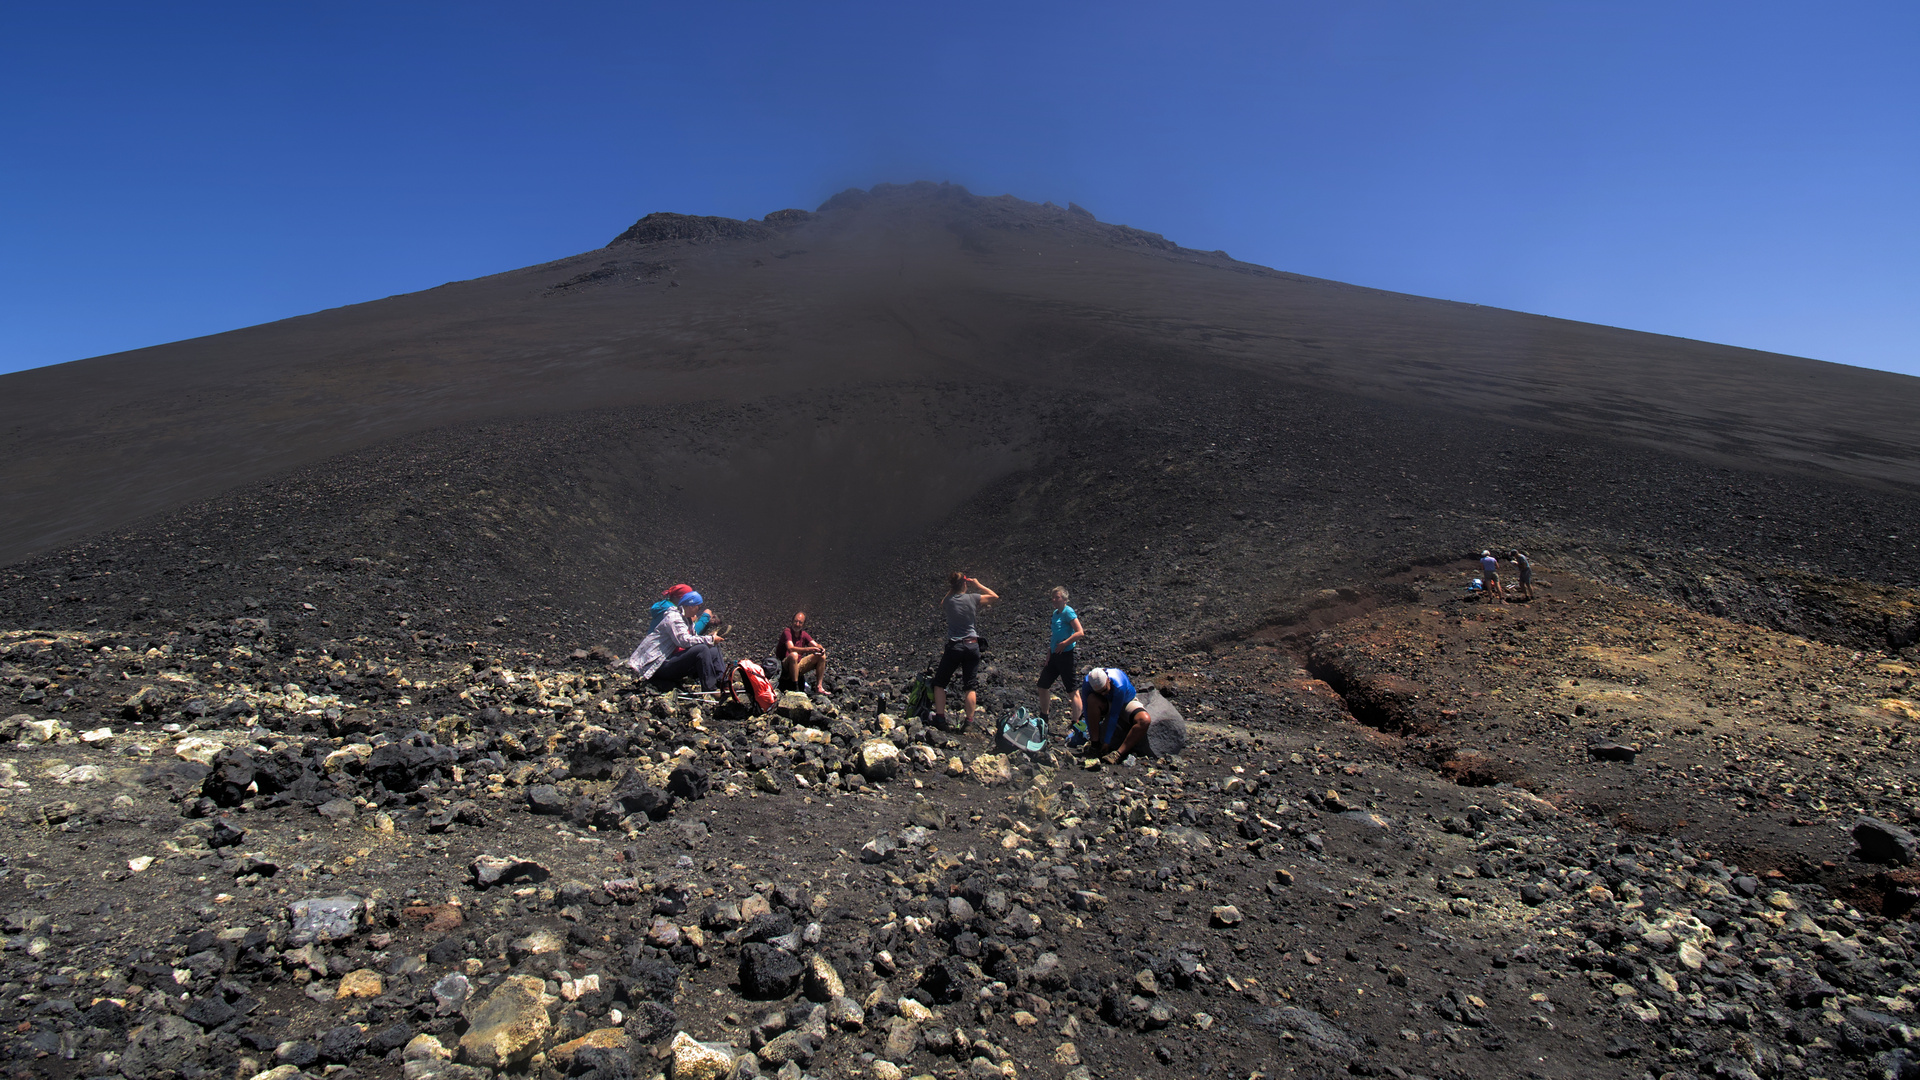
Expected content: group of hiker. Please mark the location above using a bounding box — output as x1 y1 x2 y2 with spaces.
626 584 831 698
622 571 1153 765
1477 549 1534 603
625 547 1533 764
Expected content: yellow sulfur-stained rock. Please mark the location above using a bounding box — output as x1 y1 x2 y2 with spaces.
458 974 551 1068
336 969 384 999
968 754 1012 785
667 1031 735 1080
549 1027 628 1071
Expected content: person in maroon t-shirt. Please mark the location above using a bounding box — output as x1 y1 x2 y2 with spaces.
776 611 829 696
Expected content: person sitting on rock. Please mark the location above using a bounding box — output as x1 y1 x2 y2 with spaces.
649 584 715 634
626 591 726 691
776 611 829 696
933 572 997 730
1479 550 1505 603
1079 666 1152 766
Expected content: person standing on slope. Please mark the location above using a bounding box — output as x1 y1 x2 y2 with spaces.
1035 586 1084 727
627 591 727 691
1479 550 1505 604
933 572 997 730
1507 549 1534 602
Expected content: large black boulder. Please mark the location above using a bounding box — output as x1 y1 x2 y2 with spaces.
614 780 675 820
1855 817 1919 865
920 956 972 1004
366 736 456 792
741 911 794 944
739 943 803 999
251 749 309 796
573 1045 636 1080
200 749 255 808
623 958 681 1004
666 765 710 800
318 1024 366 1063
569 731 630 781
527 785 568 815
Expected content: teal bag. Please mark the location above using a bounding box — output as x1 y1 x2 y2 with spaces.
998 706 1049 755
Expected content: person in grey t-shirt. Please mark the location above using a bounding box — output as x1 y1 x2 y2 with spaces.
933 571 998 729
1507 549 1534 601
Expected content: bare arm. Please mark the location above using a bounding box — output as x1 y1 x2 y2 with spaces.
1056 617 1085 652
970 577 999 606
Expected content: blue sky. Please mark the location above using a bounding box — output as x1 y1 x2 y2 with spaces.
2 2 1915 376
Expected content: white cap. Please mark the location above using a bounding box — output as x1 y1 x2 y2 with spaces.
1085 669 1110 692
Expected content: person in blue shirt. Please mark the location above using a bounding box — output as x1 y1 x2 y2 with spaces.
1078 666 1153 766
1034 586 1085 727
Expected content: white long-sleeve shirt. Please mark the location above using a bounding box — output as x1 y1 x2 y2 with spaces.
625 606 715 678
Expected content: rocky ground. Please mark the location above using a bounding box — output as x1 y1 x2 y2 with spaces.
3 181 1919 1080
4 558 1920 1080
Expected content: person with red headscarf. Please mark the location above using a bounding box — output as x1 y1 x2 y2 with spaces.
648 584 714 634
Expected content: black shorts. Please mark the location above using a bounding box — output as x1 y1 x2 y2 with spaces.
933 640 981 692
1036 648 1078 689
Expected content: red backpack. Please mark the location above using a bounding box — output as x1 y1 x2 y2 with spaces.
726 659 777 714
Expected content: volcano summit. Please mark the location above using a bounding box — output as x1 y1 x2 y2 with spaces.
1 182 1918 1080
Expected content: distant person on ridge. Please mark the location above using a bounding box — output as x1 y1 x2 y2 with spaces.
933 572 997 730
1508 549 1534 601
626 591 726 691
1078 666 1153 766
1479 550 1505 604
776 611 829 697
1035 586 1084 727
649 584 715 634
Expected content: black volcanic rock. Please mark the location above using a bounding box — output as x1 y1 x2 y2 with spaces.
739 943 803 999
609 212 773 247
1854 816 1919 865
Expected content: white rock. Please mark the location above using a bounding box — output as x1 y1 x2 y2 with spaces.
859 740 902 781
1677 940 1707 971
80 727 115 743
173 736 226 765
22 719 68 744
128 856 155 872
323 744 374 771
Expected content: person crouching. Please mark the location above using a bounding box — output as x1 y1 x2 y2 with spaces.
625 590 727 691
1079 666 1152 766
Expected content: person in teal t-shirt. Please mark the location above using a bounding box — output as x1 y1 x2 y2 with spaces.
1034 586 1085 727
